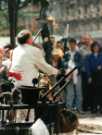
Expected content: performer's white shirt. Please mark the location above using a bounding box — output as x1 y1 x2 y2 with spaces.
31 118 49 135
2 59 11 69
9 44 58 87
31 118 76 135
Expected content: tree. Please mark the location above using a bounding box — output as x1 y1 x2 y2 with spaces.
8 0 17 48
40 0 49 19
0 0 50 48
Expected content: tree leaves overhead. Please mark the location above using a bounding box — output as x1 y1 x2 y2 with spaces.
0 0 49 35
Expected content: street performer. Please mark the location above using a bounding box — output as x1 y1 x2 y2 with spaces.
7 30 78 135
8 29 59 105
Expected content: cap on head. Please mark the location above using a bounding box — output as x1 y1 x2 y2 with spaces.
17 29 32 45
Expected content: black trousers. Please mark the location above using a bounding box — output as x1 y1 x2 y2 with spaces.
91 70 102 111
81 72 91 111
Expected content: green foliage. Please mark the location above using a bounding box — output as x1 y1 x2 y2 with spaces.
0 10 9 32
0 0 49 35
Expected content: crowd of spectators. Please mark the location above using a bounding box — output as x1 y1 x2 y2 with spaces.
42 33 102 114
0 33 102 114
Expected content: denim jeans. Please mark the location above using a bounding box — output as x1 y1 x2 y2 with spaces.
64 75 82 111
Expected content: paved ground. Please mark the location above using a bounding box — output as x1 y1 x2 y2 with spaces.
78 113 102 134
79 133 101 135
0 110 102 135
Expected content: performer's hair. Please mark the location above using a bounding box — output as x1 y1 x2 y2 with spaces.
17 33 30 45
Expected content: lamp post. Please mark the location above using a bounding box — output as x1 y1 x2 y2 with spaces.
8 0 17 49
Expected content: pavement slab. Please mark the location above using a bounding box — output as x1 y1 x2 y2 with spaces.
78 113 102 134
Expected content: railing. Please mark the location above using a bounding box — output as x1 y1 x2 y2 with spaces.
0 104 34 110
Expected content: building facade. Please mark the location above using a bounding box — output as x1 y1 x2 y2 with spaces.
48 0 102 38
0 0 102 39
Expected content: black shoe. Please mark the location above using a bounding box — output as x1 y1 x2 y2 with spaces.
91 109 97 114
72 108 82 114
99 108 102 114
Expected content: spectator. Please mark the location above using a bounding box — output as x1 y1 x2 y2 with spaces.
51 44 65 99
42 37 53 64
0 48 10 92
79 33 98 111
8 29 59 111
64 38 82 112
86 42 102 113
2 44 13 70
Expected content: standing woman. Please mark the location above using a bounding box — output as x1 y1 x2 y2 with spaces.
86 42 102 113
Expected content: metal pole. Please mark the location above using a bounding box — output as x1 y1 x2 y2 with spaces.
41 66 78 100
8 0 17 49
32 28 42 42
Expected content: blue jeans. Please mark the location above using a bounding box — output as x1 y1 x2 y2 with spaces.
64 76 82 110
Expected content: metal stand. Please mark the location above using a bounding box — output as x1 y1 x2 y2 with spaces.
0 67 79 135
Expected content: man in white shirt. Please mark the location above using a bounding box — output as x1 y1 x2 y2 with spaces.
9 29 58 87
9 29 59 114
8 30 60 134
